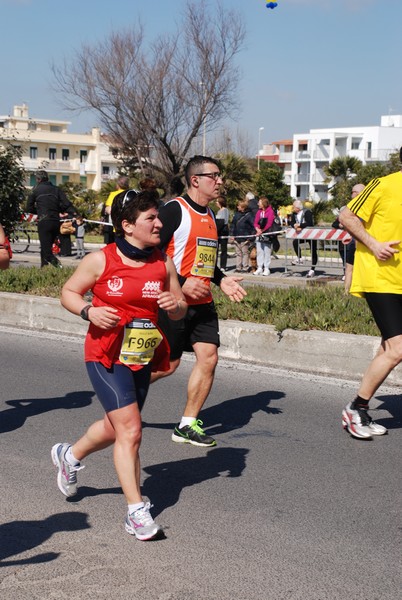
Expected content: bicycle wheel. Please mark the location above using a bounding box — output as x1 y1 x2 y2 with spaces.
10 230 30 253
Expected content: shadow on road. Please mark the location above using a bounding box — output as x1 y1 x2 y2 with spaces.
142 447 249 518
0 511 90 566
67 486 123 503
143 389 284 435
0 391 94 434
374 393 402 430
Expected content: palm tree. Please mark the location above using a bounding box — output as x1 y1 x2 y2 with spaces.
217 153 252 210
324 156 362 182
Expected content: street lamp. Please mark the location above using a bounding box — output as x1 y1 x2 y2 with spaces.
200 82 207 155
257 127 264 171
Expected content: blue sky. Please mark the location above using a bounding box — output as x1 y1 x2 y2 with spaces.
2 0 402 151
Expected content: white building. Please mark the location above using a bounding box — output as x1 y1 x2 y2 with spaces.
0 104 120 190
260 115 402 201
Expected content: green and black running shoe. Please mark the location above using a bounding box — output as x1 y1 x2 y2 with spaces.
171 419 216 447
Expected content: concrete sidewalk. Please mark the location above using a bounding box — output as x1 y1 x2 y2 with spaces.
1 291 401 386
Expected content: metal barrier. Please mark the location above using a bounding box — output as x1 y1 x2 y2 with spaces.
284 227 351 275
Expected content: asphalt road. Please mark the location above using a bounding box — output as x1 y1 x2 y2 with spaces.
0 326 401 599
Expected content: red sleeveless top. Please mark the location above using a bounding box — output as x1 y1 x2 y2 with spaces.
84 244 169 371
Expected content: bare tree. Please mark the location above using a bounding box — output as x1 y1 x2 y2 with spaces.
52 1 245 191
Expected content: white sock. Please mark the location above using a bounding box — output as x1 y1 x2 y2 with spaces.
179 416 196 428
128 502 145 515
65 446 80 466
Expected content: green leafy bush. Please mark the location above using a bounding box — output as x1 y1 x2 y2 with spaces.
212 285 378 336
0 266 75 297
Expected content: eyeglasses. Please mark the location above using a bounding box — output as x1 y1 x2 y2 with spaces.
194 172 222 181
121 189 138 208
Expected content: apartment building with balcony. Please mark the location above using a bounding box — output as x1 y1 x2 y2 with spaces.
0 104 119 190
260 114 402 201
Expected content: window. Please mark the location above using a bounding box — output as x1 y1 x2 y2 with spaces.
80 150 87 163
30 147 38 159
29 174 36 186
49 148 56 160
80 176 87 186
28 122 37 131
50 125 61 132
62 149 69 161
62 175 70 184
102 166 110 175
351 138 360 150
49 175 57 185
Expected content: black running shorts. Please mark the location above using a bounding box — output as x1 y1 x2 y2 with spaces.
157 301 220 361
365 293 402 341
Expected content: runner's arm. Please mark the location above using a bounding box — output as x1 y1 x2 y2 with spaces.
339 207 400 261
61 252 120 328
0 224 10 270
157 201 182 249
157 256 188 320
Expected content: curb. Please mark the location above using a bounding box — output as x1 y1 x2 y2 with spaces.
1 291 401 386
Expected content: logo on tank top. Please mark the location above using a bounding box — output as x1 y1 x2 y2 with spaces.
107 276 124 296
142 280 162 298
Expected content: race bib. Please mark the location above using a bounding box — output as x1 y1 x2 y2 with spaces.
119 318 163 366
191 237 218 278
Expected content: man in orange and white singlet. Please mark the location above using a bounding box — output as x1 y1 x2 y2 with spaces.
151 155 247 447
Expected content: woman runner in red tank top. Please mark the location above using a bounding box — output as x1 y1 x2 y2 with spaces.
51 189 187 541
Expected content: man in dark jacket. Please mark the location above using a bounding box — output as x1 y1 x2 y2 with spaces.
27 171 76 267
230 199 256 272
290 200 317 278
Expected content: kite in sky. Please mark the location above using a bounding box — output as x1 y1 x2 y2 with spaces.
266 2 278 8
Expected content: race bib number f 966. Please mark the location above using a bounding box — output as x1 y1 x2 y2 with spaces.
191 237 218 278
119 318 163 366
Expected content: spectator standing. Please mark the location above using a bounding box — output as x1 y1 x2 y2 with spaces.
27 170 76 268
151 155 246 448
245 192 259 219
73 216 86 259
332 184 365 292
59 214 75 256
253 196 275 276
339 162 402 440
229 199 255 273
215 197 230 271
290 200 318 278
104 176 130 244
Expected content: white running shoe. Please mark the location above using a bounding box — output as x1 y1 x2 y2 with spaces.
125 502 162 541
342 403 388 440
51 443 84 497
263 269 270 276
306 269 315 278
291 257 305 266
253 268 263 276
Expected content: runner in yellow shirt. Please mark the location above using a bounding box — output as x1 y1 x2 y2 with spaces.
339 160 402 439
